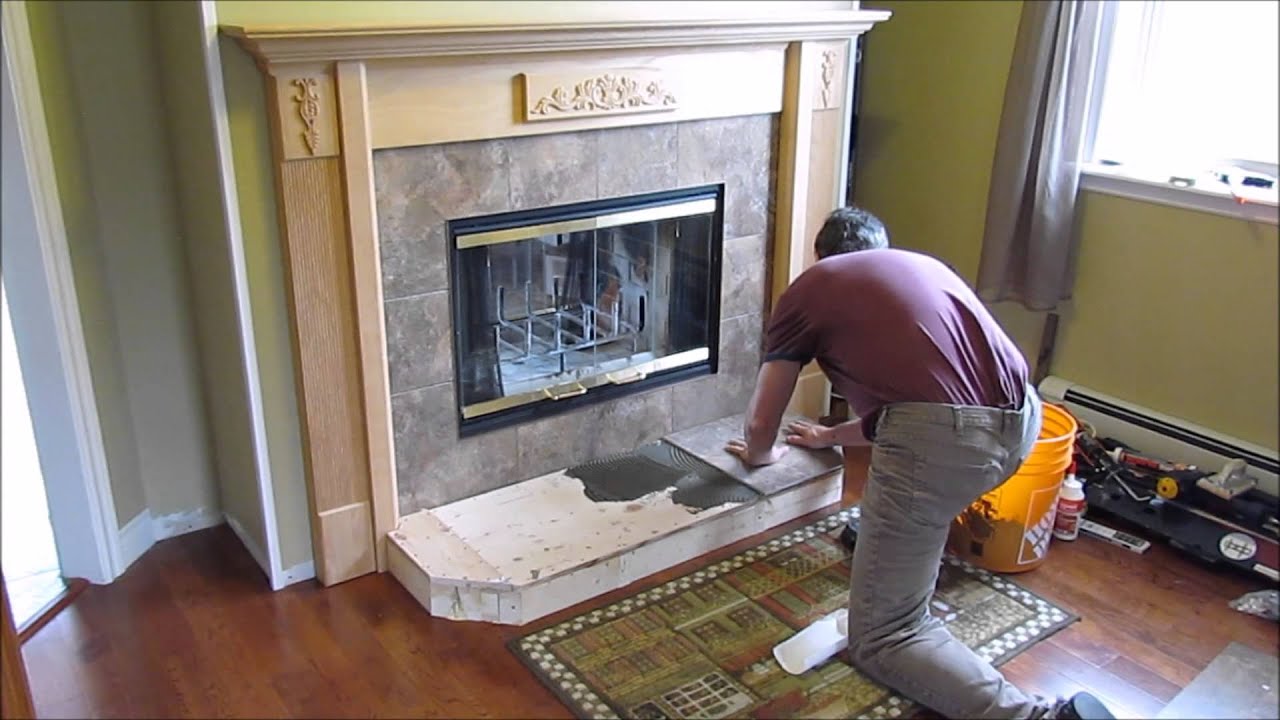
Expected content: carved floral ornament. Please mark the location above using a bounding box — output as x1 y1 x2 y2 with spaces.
530 73 678 117
292 77 321 154
820 50 839 108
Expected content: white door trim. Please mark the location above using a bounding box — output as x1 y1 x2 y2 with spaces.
197 1 299 590
1 0 121 584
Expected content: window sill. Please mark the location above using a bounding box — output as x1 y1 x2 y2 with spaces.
1080 165 1279 226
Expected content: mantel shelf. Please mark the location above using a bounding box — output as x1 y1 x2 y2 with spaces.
222 10 891 66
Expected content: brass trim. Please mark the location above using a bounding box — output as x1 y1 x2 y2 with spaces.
606 368 648 385
455 198 716 249
543 382 588 400
460 346 710 419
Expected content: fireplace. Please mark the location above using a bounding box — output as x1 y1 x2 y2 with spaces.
375 117 776 514
451 186 724 434
224 9 889 585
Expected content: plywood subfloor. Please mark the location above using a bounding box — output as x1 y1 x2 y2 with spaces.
393 471 749 588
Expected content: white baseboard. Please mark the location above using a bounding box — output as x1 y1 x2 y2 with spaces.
152 506 223 540
224 512 271 584
223 512 315 590
275 559 316 590
117 509 155 574
117 506 224 576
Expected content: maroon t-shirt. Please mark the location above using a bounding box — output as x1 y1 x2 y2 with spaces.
764 248 1028 438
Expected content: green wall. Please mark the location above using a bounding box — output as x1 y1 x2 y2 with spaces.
219 32 312 569
1039 196 1278 449
151 1 270 559
853 0 1021 279
27 1 222 528
855 1 1278 450
25 1 147 526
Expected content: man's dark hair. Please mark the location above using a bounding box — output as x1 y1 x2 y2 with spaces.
813 207 890 259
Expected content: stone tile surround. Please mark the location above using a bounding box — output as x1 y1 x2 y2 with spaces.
374 115 779 514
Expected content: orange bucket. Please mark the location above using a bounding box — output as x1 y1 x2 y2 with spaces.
947 403 1078 573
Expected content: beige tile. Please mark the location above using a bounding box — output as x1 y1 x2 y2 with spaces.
384 291 453 394
508 132 598 211
515 406 600 482
677 115 775 239
517 387 673 480
598 123 678 199
373 141 510 300
672 312 763 429
392 382 520 513
594 387 674 457
720 234 767 320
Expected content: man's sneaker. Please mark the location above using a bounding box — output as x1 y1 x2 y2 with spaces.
1054 692 1115 720
839 517 859 551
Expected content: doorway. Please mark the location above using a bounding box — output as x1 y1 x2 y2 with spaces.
1 280 66 629
2 0 120 597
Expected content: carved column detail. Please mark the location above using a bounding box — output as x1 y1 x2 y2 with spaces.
814 43 844 110
270 66 339 160
293 77 321 154
819 50 839 109
781 40 856 418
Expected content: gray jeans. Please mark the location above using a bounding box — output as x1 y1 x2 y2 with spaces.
847 386 1049 719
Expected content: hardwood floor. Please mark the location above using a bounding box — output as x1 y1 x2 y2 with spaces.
21 449 1279 719
17 578 87 646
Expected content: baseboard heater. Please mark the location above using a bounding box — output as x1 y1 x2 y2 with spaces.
1038 376 1278 499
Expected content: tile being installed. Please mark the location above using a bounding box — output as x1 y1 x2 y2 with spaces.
663 413 842 496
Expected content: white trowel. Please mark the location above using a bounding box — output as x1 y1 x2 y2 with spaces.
772 607 849 675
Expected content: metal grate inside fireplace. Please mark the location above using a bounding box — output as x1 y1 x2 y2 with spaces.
450 185 724 435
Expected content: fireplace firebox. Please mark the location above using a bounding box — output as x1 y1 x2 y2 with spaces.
450 185 724 435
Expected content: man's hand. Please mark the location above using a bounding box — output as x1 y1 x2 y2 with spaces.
783 420 836 449
725 438 790 467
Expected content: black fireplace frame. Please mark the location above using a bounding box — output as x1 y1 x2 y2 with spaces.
447 184 725 438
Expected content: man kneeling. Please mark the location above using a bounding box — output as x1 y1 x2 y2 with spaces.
726 207 1113 720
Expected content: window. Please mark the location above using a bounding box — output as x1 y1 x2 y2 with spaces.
1084 1 1279 218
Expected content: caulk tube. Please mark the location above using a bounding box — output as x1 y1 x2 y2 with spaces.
1107 447 1193 473
773 608 849 675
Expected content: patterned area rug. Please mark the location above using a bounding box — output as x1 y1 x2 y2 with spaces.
509 507 1079 719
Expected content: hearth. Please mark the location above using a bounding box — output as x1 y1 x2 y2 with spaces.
450 185 724 435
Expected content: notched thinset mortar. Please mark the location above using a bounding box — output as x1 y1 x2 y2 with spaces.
567 440 762 511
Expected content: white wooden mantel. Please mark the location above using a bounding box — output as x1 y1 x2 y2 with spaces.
224 8 891 589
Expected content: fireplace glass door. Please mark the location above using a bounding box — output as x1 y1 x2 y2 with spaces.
450 187 723 433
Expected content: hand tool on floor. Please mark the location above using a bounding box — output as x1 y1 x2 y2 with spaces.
1195 458 1258 500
